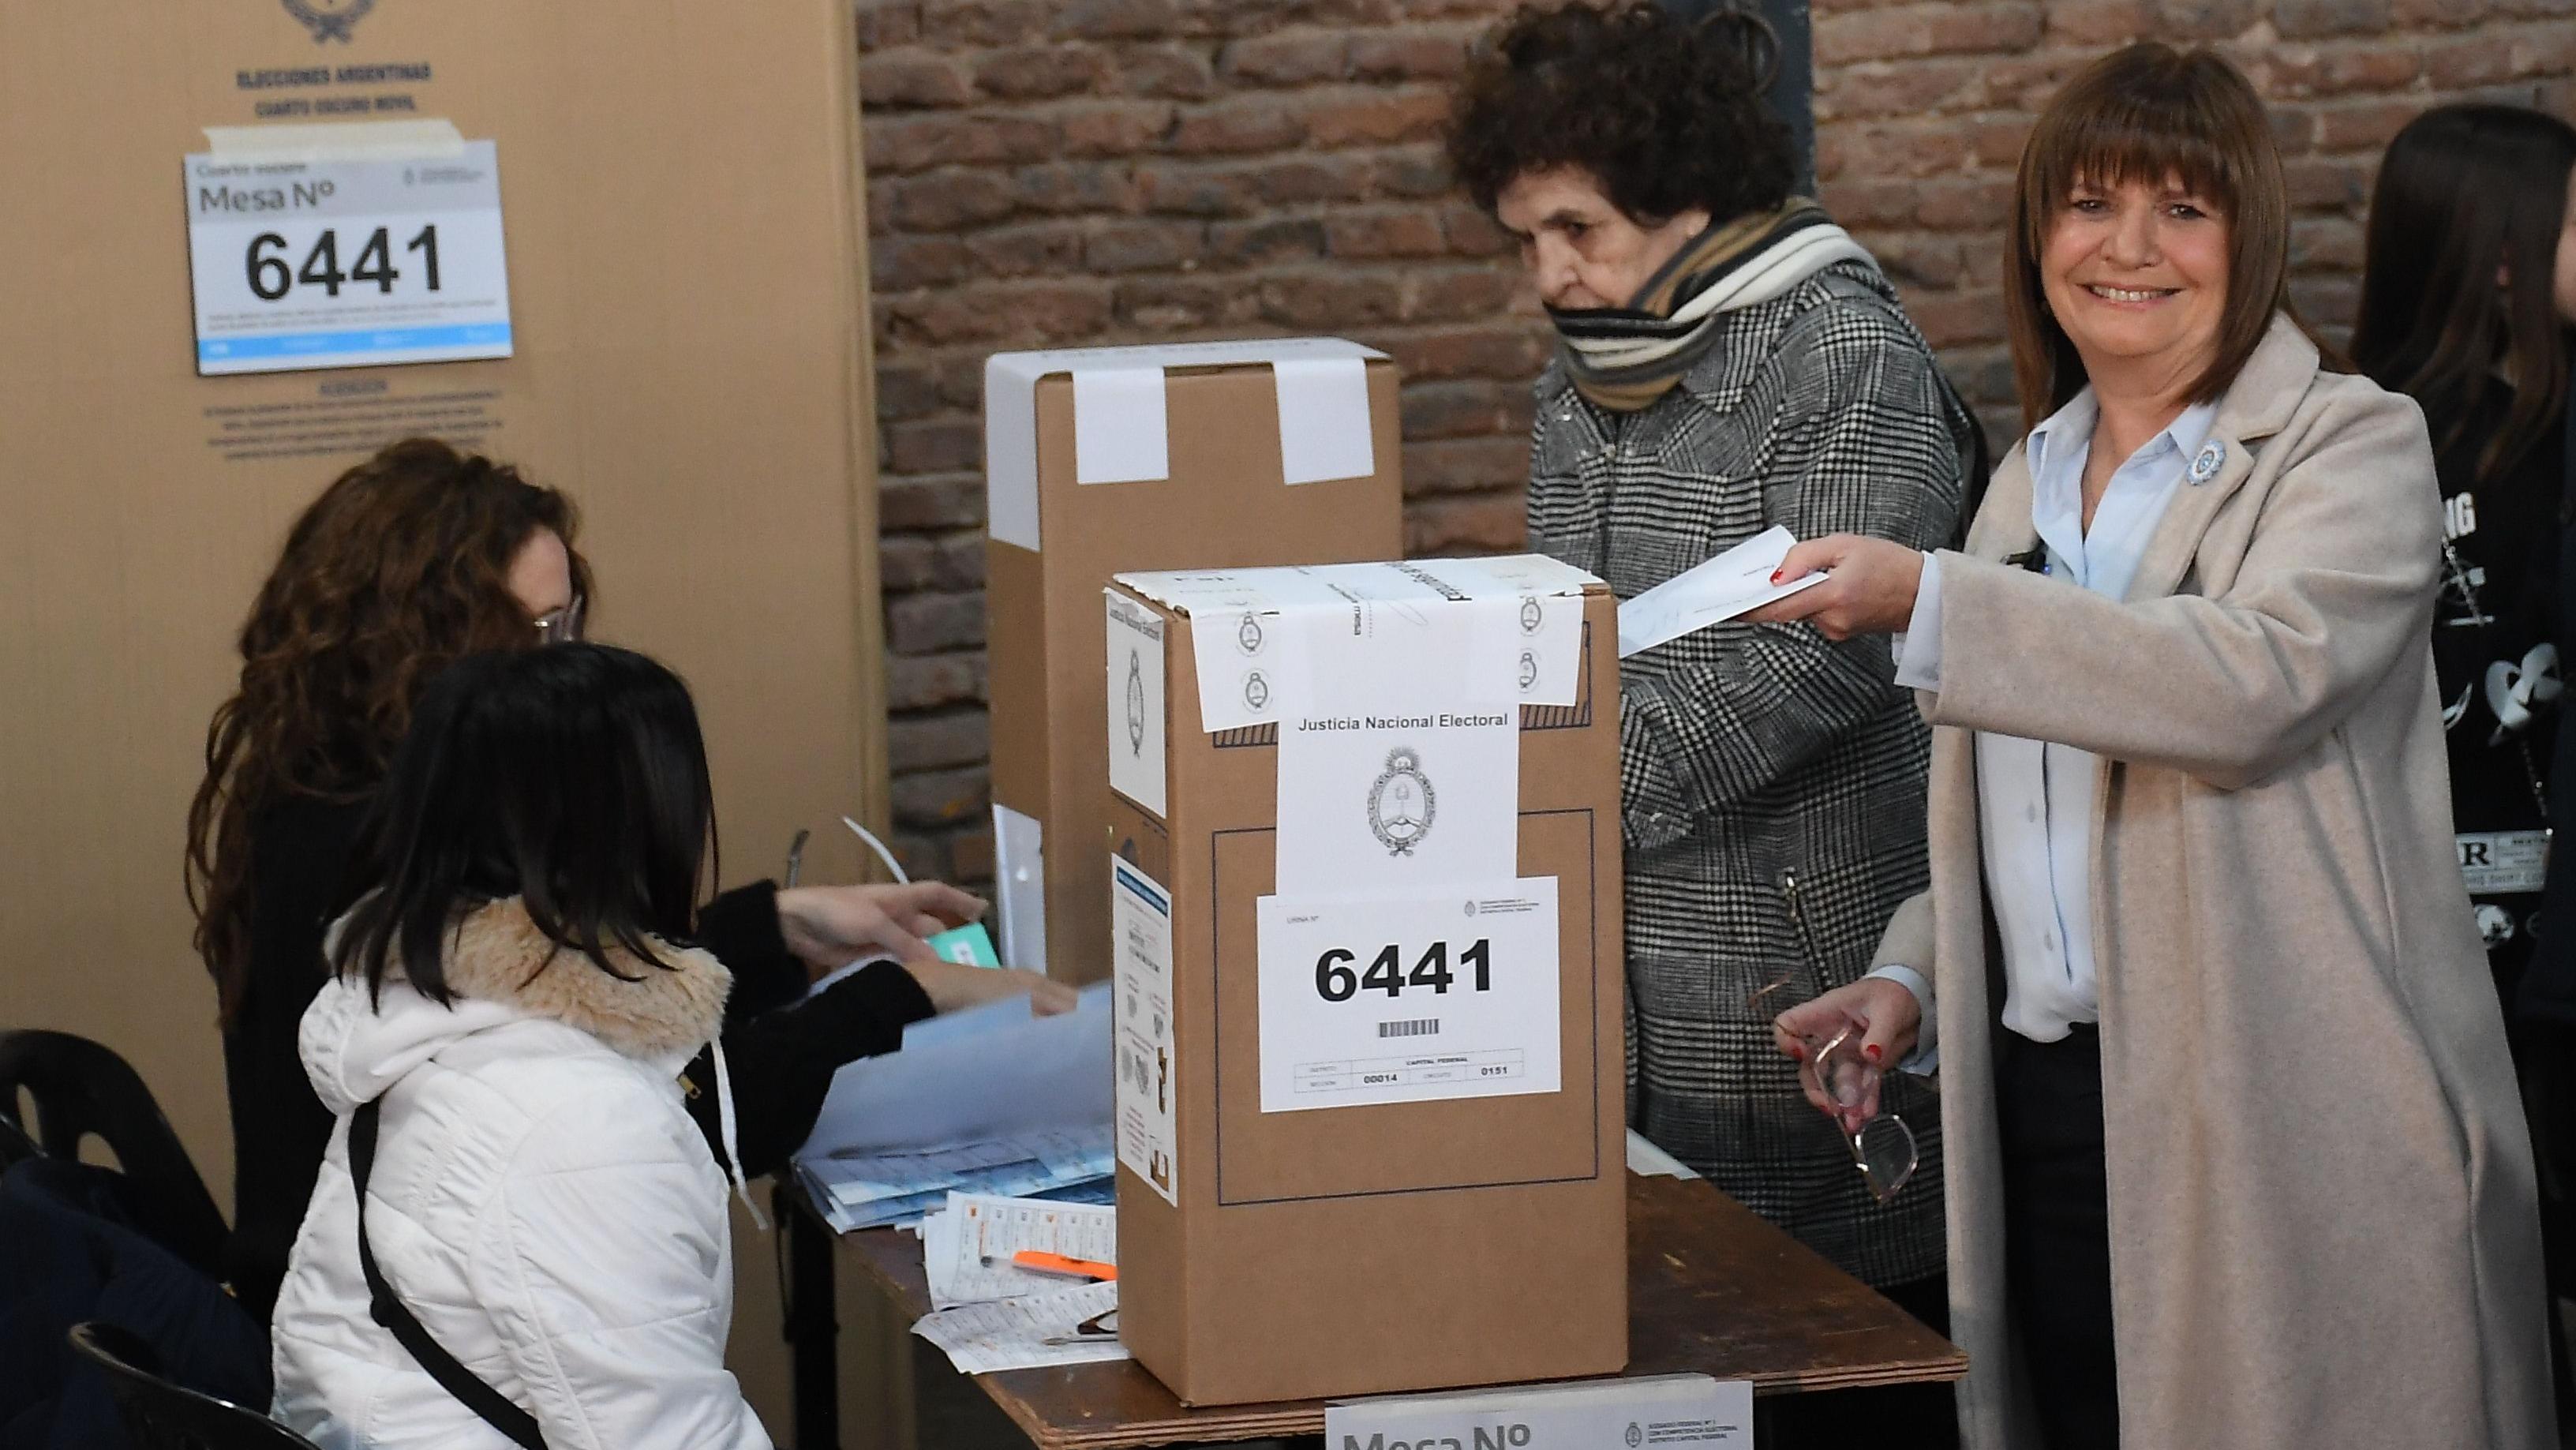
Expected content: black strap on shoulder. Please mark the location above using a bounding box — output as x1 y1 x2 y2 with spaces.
350 1098 549 1450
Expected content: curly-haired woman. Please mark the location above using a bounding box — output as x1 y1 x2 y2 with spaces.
1447 0 1983 1416
189 438 1069 1322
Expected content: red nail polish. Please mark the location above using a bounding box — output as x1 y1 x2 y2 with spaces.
1769 568 1784 583
1787 1042 1805 1061
1863 1043 1883 1063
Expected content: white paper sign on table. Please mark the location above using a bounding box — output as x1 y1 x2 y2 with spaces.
1109 857 1179 1205
1326 1373 1750 1450
1255 879 1559 1114
184 140 511 375
1617 525 1829 658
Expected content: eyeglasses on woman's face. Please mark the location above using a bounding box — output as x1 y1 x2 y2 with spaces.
533 593 586 646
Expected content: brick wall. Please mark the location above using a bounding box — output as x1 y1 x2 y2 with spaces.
1812 0 2576 444
860 0 2576 889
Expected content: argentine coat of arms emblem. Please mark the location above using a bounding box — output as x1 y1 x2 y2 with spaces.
1367 746 1436 855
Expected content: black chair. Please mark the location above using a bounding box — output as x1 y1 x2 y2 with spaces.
0 1031 229 1277
67 1323 320 1450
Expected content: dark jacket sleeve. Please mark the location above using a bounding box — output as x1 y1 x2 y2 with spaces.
219 796 365 1324
695 879 809 1023
2521 399 2576 1025
683 961 935 1179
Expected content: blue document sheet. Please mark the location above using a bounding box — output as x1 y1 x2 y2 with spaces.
790 982 1114 1231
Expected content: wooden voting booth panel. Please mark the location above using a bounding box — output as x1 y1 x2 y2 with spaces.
0 0 885 1422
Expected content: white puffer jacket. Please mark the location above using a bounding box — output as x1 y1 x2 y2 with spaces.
269 899 771 1450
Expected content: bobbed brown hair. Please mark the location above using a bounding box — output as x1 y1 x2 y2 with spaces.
2004 43 2295 431
186 437 595 1024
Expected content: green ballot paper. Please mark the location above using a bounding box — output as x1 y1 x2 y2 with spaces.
927 921 1002 968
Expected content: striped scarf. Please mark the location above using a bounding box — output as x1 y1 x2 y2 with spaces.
1550 200 1880 412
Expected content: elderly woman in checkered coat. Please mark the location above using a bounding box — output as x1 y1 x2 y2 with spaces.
1448 0 1982 1392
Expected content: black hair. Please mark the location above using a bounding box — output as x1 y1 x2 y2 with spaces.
1447 1 1795 227
2353 103 2576 483
330 643 718 1006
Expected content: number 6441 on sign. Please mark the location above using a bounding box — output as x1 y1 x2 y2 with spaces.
1255 881 1563 1115
183 140 514 376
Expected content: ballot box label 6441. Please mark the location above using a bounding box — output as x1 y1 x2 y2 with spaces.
1256 882 1561 1113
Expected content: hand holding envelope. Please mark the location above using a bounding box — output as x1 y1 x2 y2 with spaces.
1616 526 1829 658
1739 532 1930 642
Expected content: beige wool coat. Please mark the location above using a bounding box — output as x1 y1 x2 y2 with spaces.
1875 316 2553 1448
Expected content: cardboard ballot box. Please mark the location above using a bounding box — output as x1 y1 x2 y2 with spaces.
984 339 1404 985
1100 558 1628 1406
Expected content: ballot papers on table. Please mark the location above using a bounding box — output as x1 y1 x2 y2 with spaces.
914 1280 1126 1375
795 1132 1114 1234
919 1191 1119 1309
910 1193 1129 1372
791 983 1115 1232
1617 526 1829 658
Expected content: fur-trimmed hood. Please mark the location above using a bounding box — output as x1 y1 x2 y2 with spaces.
300 897 732 1116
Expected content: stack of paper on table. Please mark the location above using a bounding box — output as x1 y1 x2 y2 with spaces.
919 1191 1120 1308
796 1130 1115 1233
908 1192 1129 1372
1616 526 1828 658
791 982 1115 1233
914 1280 1126 1374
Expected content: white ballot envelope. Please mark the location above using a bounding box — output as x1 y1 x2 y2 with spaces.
1616 526 1828 658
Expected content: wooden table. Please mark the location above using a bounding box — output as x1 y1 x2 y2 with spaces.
778 1172 1964 1450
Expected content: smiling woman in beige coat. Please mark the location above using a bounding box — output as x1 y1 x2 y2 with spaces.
1758 43 2553 1450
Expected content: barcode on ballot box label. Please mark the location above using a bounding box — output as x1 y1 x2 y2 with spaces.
1377 1018 1440 1039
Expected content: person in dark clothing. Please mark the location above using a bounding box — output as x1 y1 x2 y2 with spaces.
0 1156 271 1450
188 438 1071 1323
2356 103 2576 1006
2354 100 2576 1441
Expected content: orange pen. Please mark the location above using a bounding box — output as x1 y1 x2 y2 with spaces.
1012 1250 1118 1282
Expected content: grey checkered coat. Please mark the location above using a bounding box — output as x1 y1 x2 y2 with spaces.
1527 260 1977 1288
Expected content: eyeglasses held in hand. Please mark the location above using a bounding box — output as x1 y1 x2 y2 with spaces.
533 593 586 646
1755 870 1922 1205
1803 1022 1919 1203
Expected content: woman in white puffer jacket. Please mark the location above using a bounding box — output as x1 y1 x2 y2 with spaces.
271 643 771 1450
